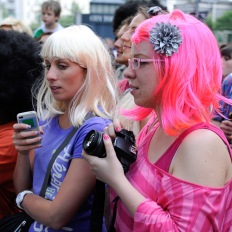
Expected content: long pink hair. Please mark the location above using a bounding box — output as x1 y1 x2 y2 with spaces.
123 10 231 135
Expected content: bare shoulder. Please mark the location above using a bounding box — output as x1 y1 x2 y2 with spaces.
170 128 232 187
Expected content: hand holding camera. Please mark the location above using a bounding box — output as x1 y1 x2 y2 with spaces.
83 128 137 173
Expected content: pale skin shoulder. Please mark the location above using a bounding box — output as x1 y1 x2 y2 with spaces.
170 128 232 187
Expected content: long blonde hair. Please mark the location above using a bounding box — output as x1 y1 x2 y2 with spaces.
37 25 117 126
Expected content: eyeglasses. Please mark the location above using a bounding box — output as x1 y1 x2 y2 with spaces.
128 58 164 70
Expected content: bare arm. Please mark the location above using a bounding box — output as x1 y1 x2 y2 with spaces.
83 133 145 217
12 123 41 193
21 158 96 229
13 151 34 192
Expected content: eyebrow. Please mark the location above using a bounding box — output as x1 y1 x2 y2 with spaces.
133 54 150 58
44 58 69 63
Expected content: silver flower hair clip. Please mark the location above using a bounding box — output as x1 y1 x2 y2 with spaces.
147 6 162 16
149 22 182 57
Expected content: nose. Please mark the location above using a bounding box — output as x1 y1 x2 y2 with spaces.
121 30 130 42
114 38 122 50
46 66 57 82
124 64 135 80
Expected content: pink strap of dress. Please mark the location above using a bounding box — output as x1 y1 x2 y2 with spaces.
155 122 232 172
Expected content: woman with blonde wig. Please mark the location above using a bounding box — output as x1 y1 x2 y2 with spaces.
12 25 117 231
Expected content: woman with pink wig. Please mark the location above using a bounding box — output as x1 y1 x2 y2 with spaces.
84 10 232 231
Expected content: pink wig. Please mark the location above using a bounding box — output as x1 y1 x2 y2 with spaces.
123 10 231 135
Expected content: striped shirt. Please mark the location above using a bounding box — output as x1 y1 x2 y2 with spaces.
111 120 232 231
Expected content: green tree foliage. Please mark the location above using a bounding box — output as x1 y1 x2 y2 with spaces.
60 15 75 27
205 14 213 30
214 10 232 30
205 10 232 44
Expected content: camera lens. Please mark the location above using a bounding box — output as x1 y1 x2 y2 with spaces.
82 130 106 158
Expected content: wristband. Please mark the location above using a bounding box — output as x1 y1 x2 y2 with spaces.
16 190 33 209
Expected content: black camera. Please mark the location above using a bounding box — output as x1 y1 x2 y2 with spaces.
82 129 137 173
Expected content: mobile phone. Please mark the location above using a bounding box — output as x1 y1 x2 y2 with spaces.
17 111 41 144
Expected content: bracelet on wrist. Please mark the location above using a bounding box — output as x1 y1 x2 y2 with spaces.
16 190 33 210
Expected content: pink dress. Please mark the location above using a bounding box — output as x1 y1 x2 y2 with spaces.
111 119 232 232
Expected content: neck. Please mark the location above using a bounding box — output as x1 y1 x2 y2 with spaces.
58 113 72 129
46 22 57 30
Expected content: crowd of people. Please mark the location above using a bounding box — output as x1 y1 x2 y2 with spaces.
0 0 232 231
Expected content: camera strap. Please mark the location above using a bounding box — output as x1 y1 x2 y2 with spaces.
90 180 105 232
107 196 119 232
90 180 120 232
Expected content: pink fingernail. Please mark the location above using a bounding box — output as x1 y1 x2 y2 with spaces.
103 134 110 140
115 127 121 132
